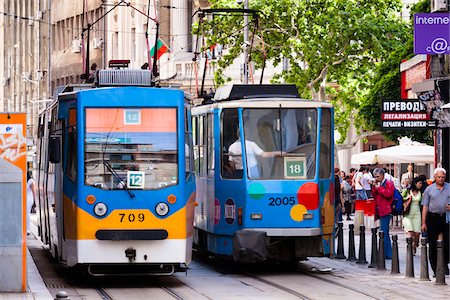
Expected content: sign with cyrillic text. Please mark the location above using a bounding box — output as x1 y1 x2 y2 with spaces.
381 99 436 129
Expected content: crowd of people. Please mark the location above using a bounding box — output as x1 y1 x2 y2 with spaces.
334 164 450 277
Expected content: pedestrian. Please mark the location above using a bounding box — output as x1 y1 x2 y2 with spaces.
362 168 374 199
421 167 450 276
342 175 353 220
26 172 37 235
354 167 367 201
349 168 357 213
401 163 417 189
371 168 394 259
418 174 429 194
339 170 346 180
402 177 422 254
334 167 345 225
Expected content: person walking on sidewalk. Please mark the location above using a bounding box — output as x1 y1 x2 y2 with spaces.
26 172 37 235
421 167 450 276
402 177 422 254
372 168 394 259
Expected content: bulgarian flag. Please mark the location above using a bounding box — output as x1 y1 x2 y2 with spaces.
150 39 169 60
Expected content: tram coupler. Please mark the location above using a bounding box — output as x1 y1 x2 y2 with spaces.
232 230 268 263
125 248 136 263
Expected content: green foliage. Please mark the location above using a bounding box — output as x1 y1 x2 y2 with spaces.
359 0 433 145
197 0 409 142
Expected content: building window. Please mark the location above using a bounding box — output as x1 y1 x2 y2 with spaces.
369 144 378 151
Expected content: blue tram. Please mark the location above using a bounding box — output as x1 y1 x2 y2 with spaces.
191 84 335 262
35 70 195 275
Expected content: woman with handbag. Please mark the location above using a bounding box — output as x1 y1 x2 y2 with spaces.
402 177 423 254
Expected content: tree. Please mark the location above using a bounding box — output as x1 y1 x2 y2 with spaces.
359 0 433 145
196 0 409 143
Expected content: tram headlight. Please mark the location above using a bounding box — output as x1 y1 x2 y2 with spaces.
94 202 108 217
155 202 169 216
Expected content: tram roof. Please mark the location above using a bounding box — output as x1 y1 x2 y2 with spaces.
192 98 332 114
213 84 300 101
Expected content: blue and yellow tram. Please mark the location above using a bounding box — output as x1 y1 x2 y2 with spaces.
192 84 335 262
35 70 195 275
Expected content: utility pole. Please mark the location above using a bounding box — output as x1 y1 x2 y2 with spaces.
243 0 249 84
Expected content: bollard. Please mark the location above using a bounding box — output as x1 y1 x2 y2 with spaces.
354 210 364 234
335 222 346 259
55 291 69 299
377 231 386 270
356 225 368 264
390 235 400 274
347 224 357 261
405 237 415 278
419 237 430 281
368 227 378 268
435 240 446 285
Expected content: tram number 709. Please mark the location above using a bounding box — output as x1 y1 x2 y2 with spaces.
268 197 296 206
119 213 145 222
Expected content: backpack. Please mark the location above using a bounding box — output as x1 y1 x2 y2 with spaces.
391 188 404 216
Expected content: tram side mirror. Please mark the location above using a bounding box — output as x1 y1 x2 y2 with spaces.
49 137 61 164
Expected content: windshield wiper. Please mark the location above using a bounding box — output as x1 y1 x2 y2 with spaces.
103 160 135 199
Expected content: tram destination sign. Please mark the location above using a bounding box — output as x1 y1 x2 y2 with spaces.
381 99 437 129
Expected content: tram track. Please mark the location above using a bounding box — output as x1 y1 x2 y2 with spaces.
96 287 115 300
242 271 310 299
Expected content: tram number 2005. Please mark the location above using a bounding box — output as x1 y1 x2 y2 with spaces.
119 213 145 222
268 197 296 206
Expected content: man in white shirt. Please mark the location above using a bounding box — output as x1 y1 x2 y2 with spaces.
228 134 284 179
362 169 374 198
354 167 367 200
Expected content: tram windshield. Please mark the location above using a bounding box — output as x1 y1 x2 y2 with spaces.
84 108 178 190
241 108 317 180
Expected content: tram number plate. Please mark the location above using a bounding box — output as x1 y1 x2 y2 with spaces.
268 197 296 206
119 213 146 223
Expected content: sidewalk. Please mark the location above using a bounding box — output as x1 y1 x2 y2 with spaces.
308 216 449 299
0 219 52 300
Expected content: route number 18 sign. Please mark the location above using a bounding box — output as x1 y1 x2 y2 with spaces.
284 157 307 179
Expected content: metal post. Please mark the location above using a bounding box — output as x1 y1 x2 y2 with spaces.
419 237 431 281
356 225 368 264
435 240 446 285
377 231 386 270
335 222 346 259
391 235 400 274
347 224 357 261
405 237 415 278
368 227 378 268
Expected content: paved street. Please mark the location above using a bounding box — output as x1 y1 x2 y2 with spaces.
1 215 448 300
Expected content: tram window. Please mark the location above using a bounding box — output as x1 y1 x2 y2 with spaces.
242 108 317 180
84 108 178 190
207 113 214 178
66 109 77 182
319 109 332 179
199 116 207 178
185 108 193 179
193 116 199 176
221 109 241 179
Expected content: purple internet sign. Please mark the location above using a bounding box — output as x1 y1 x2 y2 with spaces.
414 13 450 55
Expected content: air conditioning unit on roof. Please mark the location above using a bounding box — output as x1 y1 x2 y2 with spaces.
71 40 81 53
431 0 448 12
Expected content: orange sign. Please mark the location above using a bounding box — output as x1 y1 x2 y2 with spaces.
0 113 27 292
